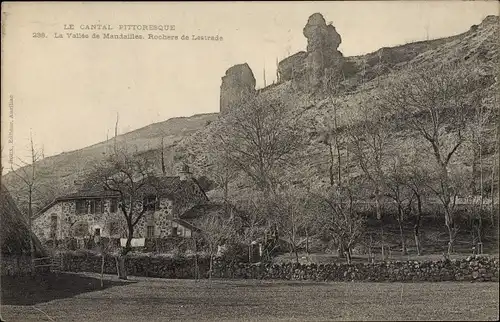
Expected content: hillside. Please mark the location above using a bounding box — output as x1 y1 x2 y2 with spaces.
177 14 499 198
2 113 217 212
2 14 499 216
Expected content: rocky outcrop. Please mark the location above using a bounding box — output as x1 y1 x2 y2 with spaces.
278 13 345 91
277 51 307 82
220 63 256 112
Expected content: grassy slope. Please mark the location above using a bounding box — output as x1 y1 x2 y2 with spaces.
1 273 498 321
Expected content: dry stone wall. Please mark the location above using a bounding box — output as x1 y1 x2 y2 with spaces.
53 252 499 282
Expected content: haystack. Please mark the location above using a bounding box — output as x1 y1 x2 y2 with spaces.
0 184 45 256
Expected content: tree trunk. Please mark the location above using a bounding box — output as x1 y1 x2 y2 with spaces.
398 220 406 256
100 254 105 288
491 125 499 225
160 137 166 175
293 244 299 264
338 239 345 258
397 206 407 255
328 141 335 187
414 193 423 255
375 188 382 220
491 149 497 225
194 239 199 281
116 224 133 280
305 229 310 256
123 222 134 255
414 227 421 256
381 225 385 260
345 248 352 264
209 254 213 281
28 188 35 276
445 215 456 255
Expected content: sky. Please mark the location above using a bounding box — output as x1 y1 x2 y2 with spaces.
1 1 498 169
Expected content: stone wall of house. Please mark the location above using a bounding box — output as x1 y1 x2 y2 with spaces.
33 202 62 242
33 197 186 245
56 252 498 282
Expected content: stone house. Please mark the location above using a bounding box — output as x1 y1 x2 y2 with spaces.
32 166 209 247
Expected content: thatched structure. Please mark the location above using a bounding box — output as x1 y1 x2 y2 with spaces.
0 184 45 256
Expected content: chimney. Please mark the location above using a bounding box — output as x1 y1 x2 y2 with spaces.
179 163 193 181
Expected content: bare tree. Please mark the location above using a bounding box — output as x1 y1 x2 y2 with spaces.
313 184 365 264
213 94 305 241
268 186 310 263
345 101 390 258
87 147 157 279
206 146 238 219
114 112 119 154
197 212 238 280
384 157 415 255
347 102 389 222
404 158 431 256
236 193 267 263
8 132 45 273
492 124 499 223
468 95 493 248
322 68 343 187
214 94 304 195
379 62 491 254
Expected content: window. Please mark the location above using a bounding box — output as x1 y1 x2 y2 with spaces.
89 200 95 214
95 199 103 213
94 228 101 236
143 195 157 211
76 200 87 214
146 225 155 238
86 199 104 214
110 199 118 213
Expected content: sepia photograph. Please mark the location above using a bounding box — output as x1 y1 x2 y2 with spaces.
1 1 499 321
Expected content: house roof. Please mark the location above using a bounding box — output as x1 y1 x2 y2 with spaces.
172 218 201 232
35 175 209 219
179 203 225 220
135 176 209 202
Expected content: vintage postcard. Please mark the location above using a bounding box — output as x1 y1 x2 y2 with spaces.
1 1 499 321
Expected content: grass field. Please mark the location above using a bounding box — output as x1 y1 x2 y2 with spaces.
1 272 498 321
